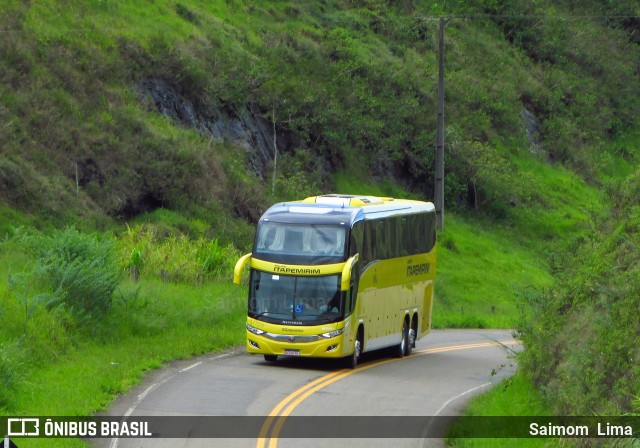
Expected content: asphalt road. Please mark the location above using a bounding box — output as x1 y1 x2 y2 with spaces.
93 329 519 448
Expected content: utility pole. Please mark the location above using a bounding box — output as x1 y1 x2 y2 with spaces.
435 17 445 231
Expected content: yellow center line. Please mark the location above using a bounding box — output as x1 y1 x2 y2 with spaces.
256 369 348 448
258 340 521 448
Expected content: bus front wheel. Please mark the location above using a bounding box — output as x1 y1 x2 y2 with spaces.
346 334 362 369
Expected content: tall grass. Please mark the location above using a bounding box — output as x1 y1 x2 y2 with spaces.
118 223 240 283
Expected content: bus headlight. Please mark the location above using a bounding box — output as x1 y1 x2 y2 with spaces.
246 323 265 335
320 328 344 339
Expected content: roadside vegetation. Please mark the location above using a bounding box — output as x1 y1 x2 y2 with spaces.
0 225 244 433
448 373 556 448
0 0 639 447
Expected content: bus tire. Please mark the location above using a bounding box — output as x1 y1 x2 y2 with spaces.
405 326 415 356
264 354 278 362
346 331 363 369
395 320 408 358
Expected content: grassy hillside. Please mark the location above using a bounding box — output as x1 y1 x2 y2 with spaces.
518 163 640 415
2 0 637 223
0 0 639 445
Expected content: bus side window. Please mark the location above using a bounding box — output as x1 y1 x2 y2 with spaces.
425 212 436 251
364 220 376 264
386 218 396 259
399 218 409 256
360 226 367 272
406 215 415 256
376 220 386 260
350 221 364 267
416 214 428 253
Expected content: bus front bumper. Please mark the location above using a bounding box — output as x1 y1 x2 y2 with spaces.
246 331 347 358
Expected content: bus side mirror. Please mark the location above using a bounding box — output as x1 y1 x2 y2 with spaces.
341 254 359 291
233 253 252 285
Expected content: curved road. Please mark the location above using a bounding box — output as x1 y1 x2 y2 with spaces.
93 329 519 448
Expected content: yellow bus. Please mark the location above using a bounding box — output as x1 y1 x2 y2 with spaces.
233 194 436 368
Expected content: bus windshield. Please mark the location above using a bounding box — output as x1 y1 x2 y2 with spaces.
249 271 342 323
255 223 346 258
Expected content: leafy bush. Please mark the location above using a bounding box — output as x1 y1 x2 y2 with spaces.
0 228 117 407
12 227 123 319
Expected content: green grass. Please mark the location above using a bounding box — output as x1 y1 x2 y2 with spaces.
448 371 556 447
434 213 554 328
7 281 245 415
429 152 606 328
509 155 606 242
0 205 36 237
0 280 246 447
0 233 247 447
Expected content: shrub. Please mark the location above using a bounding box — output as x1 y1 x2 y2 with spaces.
13 227 123 319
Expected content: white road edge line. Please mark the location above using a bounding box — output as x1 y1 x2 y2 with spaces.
108 352 240 448
433 382 491 417
419 381 492 448
137 383 160 402
108 371 183 448
180 361 202 372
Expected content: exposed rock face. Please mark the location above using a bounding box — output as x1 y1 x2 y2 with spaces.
204 103 277 175
138 78 199 127
137 77 297 175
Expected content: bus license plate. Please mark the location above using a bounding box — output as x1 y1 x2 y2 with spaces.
284 349 300 356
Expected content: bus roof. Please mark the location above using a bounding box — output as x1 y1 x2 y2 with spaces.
259 194 435 226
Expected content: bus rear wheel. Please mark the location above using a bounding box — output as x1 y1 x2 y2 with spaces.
405 326 415 356
264 354 278 362
394 320 408 358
